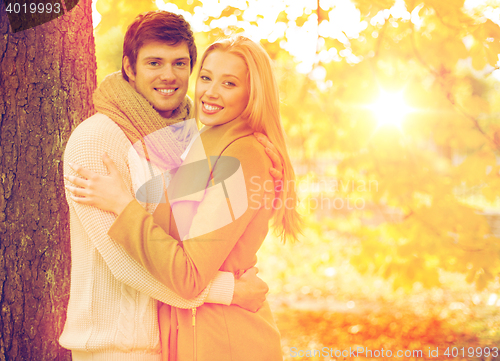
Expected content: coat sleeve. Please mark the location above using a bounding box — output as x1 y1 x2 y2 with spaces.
64 118 233 308
108 137 272 299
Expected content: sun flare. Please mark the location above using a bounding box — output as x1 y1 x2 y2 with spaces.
369 90 412 128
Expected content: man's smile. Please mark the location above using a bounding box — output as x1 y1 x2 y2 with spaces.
155 87 177 95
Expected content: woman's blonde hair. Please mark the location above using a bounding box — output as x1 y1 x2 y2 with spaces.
199 35 302 242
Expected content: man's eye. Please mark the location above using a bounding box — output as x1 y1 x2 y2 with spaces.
149 61 159 66
176 62 187 67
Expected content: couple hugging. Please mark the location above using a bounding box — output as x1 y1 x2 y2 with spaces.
59 9 301 361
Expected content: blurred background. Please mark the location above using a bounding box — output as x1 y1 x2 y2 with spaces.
95 0 500 359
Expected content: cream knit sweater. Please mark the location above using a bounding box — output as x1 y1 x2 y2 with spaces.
59 113 234 360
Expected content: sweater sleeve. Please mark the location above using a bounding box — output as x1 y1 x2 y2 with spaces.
108 136 271 299
64 117 233 308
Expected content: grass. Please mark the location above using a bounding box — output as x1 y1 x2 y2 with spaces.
273 299 500 360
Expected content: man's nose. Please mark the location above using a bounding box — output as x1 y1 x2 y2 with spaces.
159 65 176 82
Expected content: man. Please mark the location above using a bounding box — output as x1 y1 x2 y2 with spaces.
60 11 281 360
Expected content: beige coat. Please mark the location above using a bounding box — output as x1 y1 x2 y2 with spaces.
108 119 282 361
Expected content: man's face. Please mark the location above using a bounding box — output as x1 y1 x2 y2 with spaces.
124 41 191 118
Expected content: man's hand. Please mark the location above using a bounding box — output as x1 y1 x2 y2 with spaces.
254 132 283 182
231 267 269 312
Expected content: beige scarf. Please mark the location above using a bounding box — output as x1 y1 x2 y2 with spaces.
93 71 196 172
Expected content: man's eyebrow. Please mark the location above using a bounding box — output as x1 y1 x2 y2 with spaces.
143 57 163 61
170 57 190 63
142 56 190 61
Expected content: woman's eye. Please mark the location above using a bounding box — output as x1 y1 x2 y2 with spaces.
225 81 236 87
200 75 211 81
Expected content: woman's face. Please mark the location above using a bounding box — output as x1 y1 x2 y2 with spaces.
195 50 249 126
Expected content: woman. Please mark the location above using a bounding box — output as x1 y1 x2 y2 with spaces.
66 35 301 360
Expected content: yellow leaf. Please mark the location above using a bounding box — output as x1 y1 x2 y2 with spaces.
471 42 488 70
462 95 490 118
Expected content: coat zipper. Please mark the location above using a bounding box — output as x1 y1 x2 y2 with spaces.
192 307 197 361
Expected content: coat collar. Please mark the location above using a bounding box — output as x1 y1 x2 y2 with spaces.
199 119 254 157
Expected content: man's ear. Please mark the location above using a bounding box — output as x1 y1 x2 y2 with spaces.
123 56 136 82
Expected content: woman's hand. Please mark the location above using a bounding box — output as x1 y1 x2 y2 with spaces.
64 153 134 215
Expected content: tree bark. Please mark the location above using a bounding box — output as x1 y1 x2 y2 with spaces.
0 0 96 359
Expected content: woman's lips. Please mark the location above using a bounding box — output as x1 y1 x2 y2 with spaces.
202 101 223 114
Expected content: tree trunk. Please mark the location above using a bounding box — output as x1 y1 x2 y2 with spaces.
0 0 96 359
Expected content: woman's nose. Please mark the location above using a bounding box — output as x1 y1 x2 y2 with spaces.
205 83 219 98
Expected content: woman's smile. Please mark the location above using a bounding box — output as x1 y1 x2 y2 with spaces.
201 101 224 114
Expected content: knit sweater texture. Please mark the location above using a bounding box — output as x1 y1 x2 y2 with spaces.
59 113 234 360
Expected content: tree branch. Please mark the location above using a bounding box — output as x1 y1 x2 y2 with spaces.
410 22 500 153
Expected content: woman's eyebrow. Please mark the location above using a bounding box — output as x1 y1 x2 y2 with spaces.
200 67 242 82
222 74 240 80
